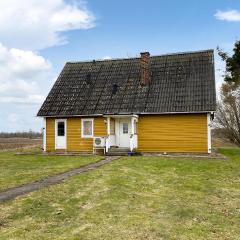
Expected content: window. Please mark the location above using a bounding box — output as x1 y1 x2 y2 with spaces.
57 121 65 136
82 119 94 138
110 119 115 135
122 122 128 134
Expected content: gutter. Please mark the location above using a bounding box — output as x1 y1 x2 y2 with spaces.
37 111 215 118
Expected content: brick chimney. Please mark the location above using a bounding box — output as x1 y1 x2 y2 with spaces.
140 52 151 85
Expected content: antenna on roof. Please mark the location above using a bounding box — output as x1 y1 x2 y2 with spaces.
112 83 118 94
86 73 91 85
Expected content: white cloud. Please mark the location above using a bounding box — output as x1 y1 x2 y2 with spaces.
0 0 95 50
0 95 45 104
0 1 95 131
0 43 52 104
7 113 19 124
1 103 43 132
102 56 112 60
215 9 240 22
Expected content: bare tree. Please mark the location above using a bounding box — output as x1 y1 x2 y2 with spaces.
215 86 240 145
215 41 240 145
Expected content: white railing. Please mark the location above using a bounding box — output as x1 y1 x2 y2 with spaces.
130 134 138 151
130 116 138 152
106 137 110 153
106 134 116 153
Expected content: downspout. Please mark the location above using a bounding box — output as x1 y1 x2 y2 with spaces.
43 118 46 152
130 117 134 151
106 117 111 153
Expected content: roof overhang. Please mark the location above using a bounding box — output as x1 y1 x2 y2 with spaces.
139 111 215 115
103 114 139 118
38 111 215 118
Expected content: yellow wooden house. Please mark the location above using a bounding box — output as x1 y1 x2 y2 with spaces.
37 50 216 154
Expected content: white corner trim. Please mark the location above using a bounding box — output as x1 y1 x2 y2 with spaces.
107 117 111 135
131 117 135 135
81 118 94 138
43 118 46 151
207 113 212 153
55 119 67 150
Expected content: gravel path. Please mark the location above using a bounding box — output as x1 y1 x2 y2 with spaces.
0 156 120 202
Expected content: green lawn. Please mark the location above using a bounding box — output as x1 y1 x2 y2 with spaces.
0 148 240 239
0 151 102 191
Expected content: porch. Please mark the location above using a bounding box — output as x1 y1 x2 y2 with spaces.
104 115 138 153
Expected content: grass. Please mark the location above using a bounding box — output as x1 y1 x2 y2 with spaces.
0 148 240 239
0 150 102 191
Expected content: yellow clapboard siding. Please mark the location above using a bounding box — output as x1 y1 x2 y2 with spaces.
137 114 208 153
46 114 208 153
67 117 107 152
46 118 55 151
46 117 107 152
94 117 107 136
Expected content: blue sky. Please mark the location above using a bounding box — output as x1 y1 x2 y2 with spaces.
0 0 239 132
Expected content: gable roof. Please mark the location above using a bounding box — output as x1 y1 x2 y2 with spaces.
37 50 216 117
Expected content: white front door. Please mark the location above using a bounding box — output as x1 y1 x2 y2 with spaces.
55 119 67 149
119 119 130 148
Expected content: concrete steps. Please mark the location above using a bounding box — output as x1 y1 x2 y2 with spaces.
106 147 131 156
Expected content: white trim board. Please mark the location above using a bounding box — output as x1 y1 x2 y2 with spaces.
81 118 94 138
207 113 212 153
43 118 46 151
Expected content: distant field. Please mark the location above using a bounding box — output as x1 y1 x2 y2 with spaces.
212 137 238 148
0 138 42 150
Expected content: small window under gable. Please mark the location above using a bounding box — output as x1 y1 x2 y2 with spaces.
81 119 94 138
112 83 118 94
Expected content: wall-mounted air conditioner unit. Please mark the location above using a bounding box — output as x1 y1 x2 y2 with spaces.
93 137 106 148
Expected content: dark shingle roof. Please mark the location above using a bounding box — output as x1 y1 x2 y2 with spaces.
37 50 216 117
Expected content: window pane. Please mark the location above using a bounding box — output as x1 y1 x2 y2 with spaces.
83 120 92 136
110 119 115 135
122 123 128 134
57 122 65 136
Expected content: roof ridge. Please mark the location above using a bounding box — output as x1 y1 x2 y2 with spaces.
66 49 214 64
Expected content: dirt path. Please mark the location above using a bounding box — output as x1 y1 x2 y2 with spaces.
0 156 120 202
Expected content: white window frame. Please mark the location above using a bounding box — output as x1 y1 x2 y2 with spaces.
81 118 94 138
